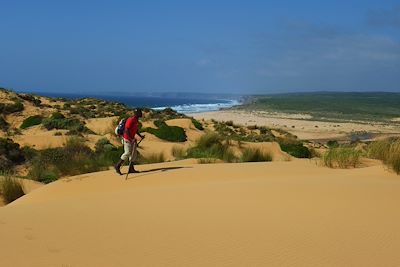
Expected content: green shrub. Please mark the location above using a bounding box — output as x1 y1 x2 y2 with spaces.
27 137 109 182
18 94 41 106
279 142 311 158
142 120 187 142
213 120 273 142
323 147 362 168
51 112 65 120
20 115 43 129
21 146 38 161
327 140 339 148
191 118 204 130
240 148 272 162
0 101 24 114
42 112 92 135
0 138 25 171
0 176 25 204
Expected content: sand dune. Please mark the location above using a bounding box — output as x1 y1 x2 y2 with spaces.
13 126 68 149
1 160 400 267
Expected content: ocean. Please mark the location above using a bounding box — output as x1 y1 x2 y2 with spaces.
36 92 241 114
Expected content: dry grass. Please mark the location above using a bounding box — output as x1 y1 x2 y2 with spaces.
171 145 186 160
240 148 272 162
368 138 400 174
323 147 362 168
0 175 25 204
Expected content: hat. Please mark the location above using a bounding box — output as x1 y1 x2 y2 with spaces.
135 108 143 117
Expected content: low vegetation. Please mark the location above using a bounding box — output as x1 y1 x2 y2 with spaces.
20 115 43 129
28 137 111 183
323 146 362 168
17 93 42 106
368 138 400 174
42 112 93 135
0 175 25 204
244 92 400 122
171 145 187 160
279 141 311 158
143 108 186 122
62 98 131 118
191 118 204 130
240 147 272 162
0 138 25 172
0 100 24 115
0 116 9 131
186 133 236 162
142 120 187 142
213 120 274 142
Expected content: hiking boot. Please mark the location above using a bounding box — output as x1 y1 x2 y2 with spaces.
114 159 124 175
128 164 139 173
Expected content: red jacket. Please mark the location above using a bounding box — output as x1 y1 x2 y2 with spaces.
123 116 139 141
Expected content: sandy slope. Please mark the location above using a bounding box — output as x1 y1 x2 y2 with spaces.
1 160 400 267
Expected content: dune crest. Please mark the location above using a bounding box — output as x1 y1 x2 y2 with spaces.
1 160 400 267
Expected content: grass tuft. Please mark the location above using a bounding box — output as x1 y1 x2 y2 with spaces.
240 147 272 162
368 138 400 174
172 146 187 159
0 176 25 204
323 147 362 168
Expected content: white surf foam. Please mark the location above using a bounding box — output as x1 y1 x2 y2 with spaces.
152 99 241 114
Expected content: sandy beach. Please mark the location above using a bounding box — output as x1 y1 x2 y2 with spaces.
193 110 400 141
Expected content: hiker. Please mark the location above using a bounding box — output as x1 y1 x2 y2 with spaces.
114 108 145 175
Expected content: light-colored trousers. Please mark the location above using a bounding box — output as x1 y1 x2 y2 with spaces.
121 139 137 161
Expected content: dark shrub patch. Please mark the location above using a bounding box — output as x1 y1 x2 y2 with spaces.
0 138 25 171
0 116 8 131
50 112 65 120
20 115 43 129
17 94 41 106
279 142 311 158
327 140 339 148
142 120 187 142
42 112 92 135
0 101 24 114
191 118 204 130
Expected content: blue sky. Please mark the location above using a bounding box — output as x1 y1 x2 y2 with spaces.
1 0 399 94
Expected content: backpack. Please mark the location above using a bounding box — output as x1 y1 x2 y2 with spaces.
115 118 127 136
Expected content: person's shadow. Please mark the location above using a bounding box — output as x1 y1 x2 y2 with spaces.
125 166 191 179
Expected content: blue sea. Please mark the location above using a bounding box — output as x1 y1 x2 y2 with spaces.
36 92 241 114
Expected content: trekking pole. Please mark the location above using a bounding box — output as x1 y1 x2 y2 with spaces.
125 138 144 180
